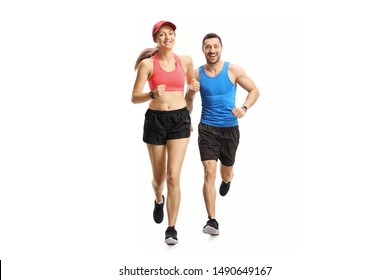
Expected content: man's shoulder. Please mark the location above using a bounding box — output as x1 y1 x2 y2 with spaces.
195 65 206 71
194 67 201 79
226 62 240 69
227 62 244 74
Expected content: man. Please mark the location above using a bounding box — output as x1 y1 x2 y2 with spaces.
186 33 260 235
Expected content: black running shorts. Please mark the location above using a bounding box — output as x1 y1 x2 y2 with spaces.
198 122 240 166
143 107 191 145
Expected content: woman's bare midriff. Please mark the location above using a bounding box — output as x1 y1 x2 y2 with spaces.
148 91 187 111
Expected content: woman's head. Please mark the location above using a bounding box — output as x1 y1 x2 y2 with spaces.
152 20 176 43
134 20 177 70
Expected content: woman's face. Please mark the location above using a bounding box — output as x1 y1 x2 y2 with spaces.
154 25 176 48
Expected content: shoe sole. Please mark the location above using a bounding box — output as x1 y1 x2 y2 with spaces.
203 226 220 235
165 237 178 245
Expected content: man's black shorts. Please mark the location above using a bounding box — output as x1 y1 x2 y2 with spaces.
198 122 240 166
143 107 191 145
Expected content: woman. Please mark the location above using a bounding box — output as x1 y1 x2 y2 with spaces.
131 20 199 245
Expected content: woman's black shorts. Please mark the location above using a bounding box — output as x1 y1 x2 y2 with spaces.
143 107 191 145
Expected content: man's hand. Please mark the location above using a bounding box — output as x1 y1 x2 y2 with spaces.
232 107 246 118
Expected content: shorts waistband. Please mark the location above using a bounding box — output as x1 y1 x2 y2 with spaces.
199 122 238 130
146 107 188 115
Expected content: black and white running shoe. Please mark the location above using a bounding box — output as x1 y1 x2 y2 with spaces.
165 226 178 245
203 217 220 235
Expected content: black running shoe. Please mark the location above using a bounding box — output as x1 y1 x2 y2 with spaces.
219 181 231 196
203 217 220 235
153 195 164 224
165 226 178 245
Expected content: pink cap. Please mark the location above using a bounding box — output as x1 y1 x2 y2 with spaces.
152 20 176 38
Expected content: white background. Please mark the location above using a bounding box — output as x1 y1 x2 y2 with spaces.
1 1 389 279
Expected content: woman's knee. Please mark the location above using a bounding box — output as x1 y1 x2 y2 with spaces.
152 177 165 189
166 172 180 188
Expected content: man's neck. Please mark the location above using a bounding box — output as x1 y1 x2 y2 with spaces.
205 60 223 74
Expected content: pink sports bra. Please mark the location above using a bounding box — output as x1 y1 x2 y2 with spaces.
148 54 185 92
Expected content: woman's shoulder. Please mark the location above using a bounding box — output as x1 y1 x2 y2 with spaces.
138 56 154 70
177 54 193 63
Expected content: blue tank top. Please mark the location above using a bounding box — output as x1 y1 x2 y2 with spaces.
199 62 238 127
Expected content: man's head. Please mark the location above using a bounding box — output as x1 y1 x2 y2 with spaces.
202 33 222 48
202 33 223 65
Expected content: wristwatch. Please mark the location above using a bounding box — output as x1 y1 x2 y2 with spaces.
149 90 155 99
241 105 248 112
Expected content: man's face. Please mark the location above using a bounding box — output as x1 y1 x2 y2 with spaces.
203 38 222 65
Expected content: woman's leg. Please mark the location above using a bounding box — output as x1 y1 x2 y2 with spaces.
165 137 190 227
147 144 167 203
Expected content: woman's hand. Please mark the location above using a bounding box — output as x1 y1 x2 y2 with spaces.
153 84 167 98
188 78 200 92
